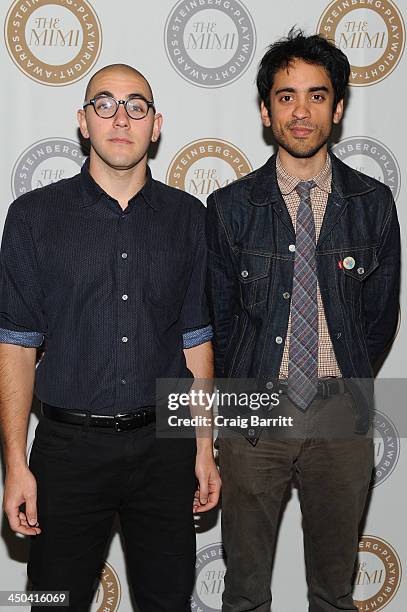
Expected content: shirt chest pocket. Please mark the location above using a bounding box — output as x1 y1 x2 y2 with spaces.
148 249 189 306
235 251 271 307
342 247 379 303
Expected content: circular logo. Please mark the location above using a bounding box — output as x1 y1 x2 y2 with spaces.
91 561 121 612
166 138 252 204
12 137 87 199
164 0 256 88
332 137 401 200
371 409 400 488
317 0 405 86
353 536 402 610
191 543 225 612
5 0 102 86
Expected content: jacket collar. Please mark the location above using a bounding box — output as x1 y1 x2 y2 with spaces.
249 150 375 206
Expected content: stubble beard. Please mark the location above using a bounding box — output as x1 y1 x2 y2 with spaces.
272 123 330 159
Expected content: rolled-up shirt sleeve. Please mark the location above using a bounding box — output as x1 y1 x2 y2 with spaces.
180 204 213 349
0 201 45 348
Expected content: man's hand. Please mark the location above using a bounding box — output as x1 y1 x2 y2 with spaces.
183 342 220 512
3 466 41 536
0 343 38 535
193 446 221 513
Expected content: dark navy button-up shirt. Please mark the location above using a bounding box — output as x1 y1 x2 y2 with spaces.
0 161 212 414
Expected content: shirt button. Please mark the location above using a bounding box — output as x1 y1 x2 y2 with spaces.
121 378 127 385
357 267 365 275
275 336 283 344
121 252 128 259
241 270 249 278
248 428 255 437
283 292 290 300
266 381 274 389
121 336 128 343
289 244 296 252
122 294 128 301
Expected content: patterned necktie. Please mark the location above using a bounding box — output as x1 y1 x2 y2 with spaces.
287 180 318 411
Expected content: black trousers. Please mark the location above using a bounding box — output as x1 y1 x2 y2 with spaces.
28 415 197 612
219 392 374 612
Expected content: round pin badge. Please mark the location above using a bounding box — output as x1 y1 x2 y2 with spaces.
343 256 355 270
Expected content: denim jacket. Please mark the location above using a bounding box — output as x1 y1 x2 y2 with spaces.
206 152 400 440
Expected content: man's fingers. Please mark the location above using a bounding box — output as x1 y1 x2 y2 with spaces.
3 467 40 534
193 496 217 513
4 507 41 535
24 494 38 527
193 475 222 513
194 456 222 512
18 510 40 529
14 524 41 536
193 485 208 512
5 506 22 532
197 478 209 506
200 486 221 511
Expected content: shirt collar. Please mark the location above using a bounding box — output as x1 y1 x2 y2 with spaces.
276 152 332 195
79 158 159 210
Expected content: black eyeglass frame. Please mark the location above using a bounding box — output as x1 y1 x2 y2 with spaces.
83 95 156 120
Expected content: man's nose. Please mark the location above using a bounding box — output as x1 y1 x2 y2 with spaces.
113 102 130 128
292 98 311 120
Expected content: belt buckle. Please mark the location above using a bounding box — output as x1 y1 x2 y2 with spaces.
137 410 146 427
113 413 128 432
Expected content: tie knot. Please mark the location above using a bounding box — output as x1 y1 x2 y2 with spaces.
295 180 316 199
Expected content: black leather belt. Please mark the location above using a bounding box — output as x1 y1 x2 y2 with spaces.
42 403 155 432
273 378 346 399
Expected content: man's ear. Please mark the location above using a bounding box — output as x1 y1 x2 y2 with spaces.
333 99 344 125
77 108 89 139
260 101 271 127
151 113 163 143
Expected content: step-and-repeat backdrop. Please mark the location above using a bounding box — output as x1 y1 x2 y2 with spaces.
0 1 406 610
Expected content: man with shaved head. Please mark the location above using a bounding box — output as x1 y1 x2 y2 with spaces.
0 64 220 611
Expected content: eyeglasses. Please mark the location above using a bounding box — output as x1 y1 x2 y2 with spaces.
83 95 155 120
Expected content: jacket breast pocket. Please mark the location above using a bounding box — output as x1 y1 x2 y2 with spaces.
235 251 271 307
342 247 379 303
